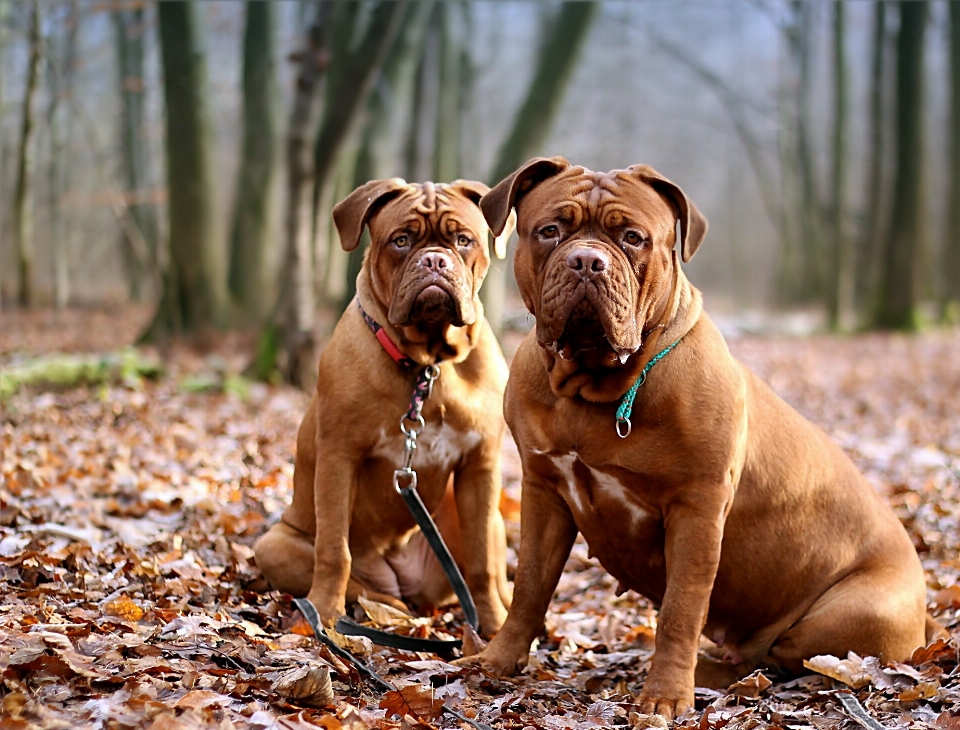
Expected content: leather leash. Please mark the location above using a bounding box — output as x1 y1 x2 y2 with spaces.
294 598 493 730
328 301 478 653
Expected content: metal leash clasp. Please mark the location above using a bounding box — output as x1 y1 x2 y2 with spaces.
393 365 441 493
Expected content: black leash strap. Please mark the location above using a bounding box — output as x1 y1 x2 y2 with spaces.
294 597 493 730
397 482 478 631
293 597 393 692
333 362 481 652
334 616 461 655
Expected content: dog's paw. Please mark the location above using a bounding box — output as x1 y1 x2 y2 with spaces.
626 712 669 729
636 695 691 723
452 644 528 677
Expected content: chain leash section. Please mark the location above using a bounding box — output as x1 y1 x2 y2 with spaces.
393 365 440 493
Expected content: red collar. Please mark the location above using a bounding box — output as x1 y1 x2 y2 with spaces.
357 301 417 368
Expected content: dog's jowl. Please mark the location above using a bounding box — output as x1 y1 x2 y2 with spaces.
254 179 514 636
470 157 936 722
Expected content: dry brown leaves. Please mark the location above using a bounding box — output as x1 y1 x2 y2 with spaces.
2 314 960 729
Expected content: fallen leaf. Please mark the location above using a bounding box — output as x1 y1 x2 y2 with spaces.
379 685 443 721
272 665 334 708
357 595 415 628
727 670 772 699
803 653 872 689
102 595 145 622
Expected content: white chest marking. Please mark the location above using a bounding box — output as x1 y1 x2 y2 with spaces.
541 452 583 512
371 423 480 471
586 465 650 526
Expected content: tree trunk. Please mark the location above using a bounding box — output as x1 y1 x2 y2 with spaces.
266 1 405 387
856 1 888 321
0 1 8 312
48 1 79 311
311 2 408 216
228 1 279 321
113 5 158 303
143 3 225 339
12 1 41 308
944 2 960 319
794 2 826 306
482 1 598 334
342 2 432 313
255 5 330 385
433 1 463 183
826 1 849 330
874 1 927 330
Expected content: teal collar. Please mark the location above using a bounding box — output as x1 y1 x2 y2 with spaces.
615 338 683 438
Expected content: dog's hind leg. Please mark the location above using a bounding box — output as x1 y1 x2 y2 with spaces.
766 561 927 674
253 522 315 596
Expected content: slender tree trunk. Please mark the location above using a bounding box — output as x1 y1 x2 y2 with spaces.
311 2 408 217
113 5 157 302
268 1 405 386
826 1 849 330
48 1 79 311
874 1 927 330
856 1 888 320
433 1 463 183
228 1 279 321
143 3 225 339
482 1 598 334
0 1 8 312
403 28 429 182
944 2 960 318
12 2 41 308
794 2 825 306
257 5 330 385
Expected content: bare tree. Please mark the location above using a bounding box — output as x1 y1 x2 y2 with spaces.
826 1 850 331
856 1 888 321
945 2 960 319
143 3 225 339
11 1 41 308
113 3 157 302
874 1 927 330
0 1 8 312
228 1 279 322
47 0 79 311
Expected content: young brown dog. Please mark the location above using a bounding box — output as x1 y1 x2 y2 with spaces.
254 179 513 635
469 157 934 723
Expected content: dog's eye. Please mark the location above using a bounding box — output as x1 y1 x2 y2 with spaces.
392 235 409 248
540 225 559 239
623 230 645 247
457 234 473 248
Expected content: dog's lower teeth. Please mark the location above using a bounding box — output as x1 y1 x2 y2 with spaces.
618 351 630 364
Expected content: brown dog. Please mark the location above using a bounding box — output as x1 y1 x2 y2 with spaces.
469 157 933 722
254 179 513 636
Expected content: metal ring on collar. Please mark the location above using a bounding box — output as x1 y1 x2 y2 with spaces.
400 413 425 436
616 417 632 439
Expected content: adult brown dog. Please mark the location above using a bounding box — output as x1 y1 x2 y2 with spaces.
469 157 934 722
254 179 513 636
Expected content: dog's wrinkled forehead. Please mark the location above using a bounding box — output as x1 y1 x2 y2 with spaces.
518 167 677 234
370 182 485 240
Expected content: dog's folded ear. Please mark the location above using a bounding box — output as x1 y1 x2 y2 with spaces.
333 178 409 252
480 157 569 238
448 180 515 260
629 165 708 263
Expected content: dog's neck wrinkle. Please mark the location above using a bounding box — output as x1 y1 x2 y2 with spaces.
357 265 477 367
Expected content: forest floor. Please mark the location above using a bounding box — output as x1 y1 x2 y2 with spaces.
2 307 960 730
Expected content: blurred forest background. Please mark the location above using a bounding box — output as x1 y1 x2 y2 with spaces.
0 0 958 386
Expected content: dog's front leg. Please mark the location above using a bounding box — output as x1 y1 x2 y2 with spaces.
473 469 578 676
639 499 728 722
305 437 358 628
454 443 509 636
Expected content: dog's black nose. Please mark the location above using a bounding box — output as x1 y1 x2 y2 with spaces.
566 247 609 276
419 251 452 272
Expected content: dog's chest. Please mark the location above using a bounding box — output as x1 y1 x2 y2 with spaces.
370 421 480 473
536 449 666 586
